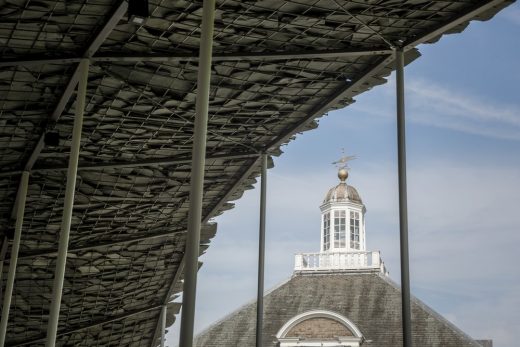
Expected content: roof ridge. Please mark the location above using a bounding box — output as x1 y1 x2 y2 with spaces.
377 274 482 346
192 276 293 343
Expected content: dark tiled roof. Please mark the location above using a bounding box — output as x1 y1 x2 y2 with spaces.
195 273 483 347
0 0 513 344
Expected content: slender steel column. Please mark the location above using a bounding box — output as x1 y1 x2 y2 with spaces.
0 237 8 300
256 153 267 347
160 305 167 347
45 58 89 347
0 171 29 346
395 47 413 347
178 0 215 346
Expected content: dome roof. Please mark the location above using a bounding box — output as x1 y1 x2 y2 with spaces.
323 183 362 204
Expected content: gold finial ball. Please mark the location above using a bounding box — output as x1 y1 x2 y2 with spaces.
338 168 349 182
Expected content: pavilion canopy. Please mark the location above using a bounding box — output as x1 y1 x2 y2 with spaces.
0 0 513 346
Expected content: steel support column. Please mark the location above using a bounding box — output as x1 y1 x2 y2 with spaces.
0 171 29 347
0 237 8 301
256 153 267 347
160 306 167 347
395 47 412 347
178 0 215 346
45 58 89 347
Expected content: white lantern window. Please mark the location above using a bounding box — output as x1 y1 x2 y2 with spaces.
334 210 346 248
350 210 360 250
323 213 330 251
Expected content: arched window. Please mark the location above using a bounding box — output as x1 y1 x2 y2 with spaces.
276 310 364 346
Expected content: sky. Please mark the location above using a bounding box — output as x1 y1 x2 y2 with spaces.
168 3 520 346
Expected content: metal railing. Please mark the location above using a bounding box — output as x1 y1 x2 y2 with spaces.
294 251 387 274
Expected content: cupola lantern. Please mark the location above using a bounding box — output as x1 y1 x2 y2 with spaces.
294 153 387 275
320 155 366 252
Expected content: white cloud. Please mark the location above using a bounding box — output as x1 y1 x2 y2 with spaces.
348 76 520 141
447 286 520 345
408 79 520 126
407 79 520 141
166 159 520 347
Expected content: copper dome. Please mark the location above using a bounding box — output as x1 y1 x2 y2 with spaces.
323 183 362 204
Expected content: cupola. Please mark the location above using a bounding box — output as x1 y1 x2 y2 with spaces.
294 155 387 275
319 161 366 253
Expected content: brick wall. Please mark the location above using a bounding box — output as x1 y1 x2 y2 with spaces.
286 317 354 339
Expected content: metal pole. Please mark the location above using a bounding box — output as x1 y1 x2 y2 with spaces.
178 0 215 346
45 58 89 347
0 171 29 347
395 47 413 347
0 236 8 300
160 305 167 347
255 153 267 347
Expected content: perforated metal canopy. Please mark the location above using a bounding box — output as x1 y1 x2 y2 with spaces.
0 0 513 346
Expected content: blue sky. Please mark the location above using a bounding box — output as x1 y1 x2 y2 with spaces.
168 4 520 346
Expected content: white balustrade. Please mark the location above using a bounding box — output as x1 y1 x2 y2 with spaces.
294 251 387 274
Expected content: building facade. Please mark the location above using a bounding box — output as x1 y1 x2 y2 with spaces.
194 166 492 347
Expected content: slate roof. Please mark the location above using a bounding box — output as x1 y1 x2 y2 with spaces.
194 273 485 347
0 0 514 345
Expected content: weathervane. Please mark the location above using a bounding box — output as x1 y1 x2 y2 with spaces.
332 149 356 182
332 148 357 170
